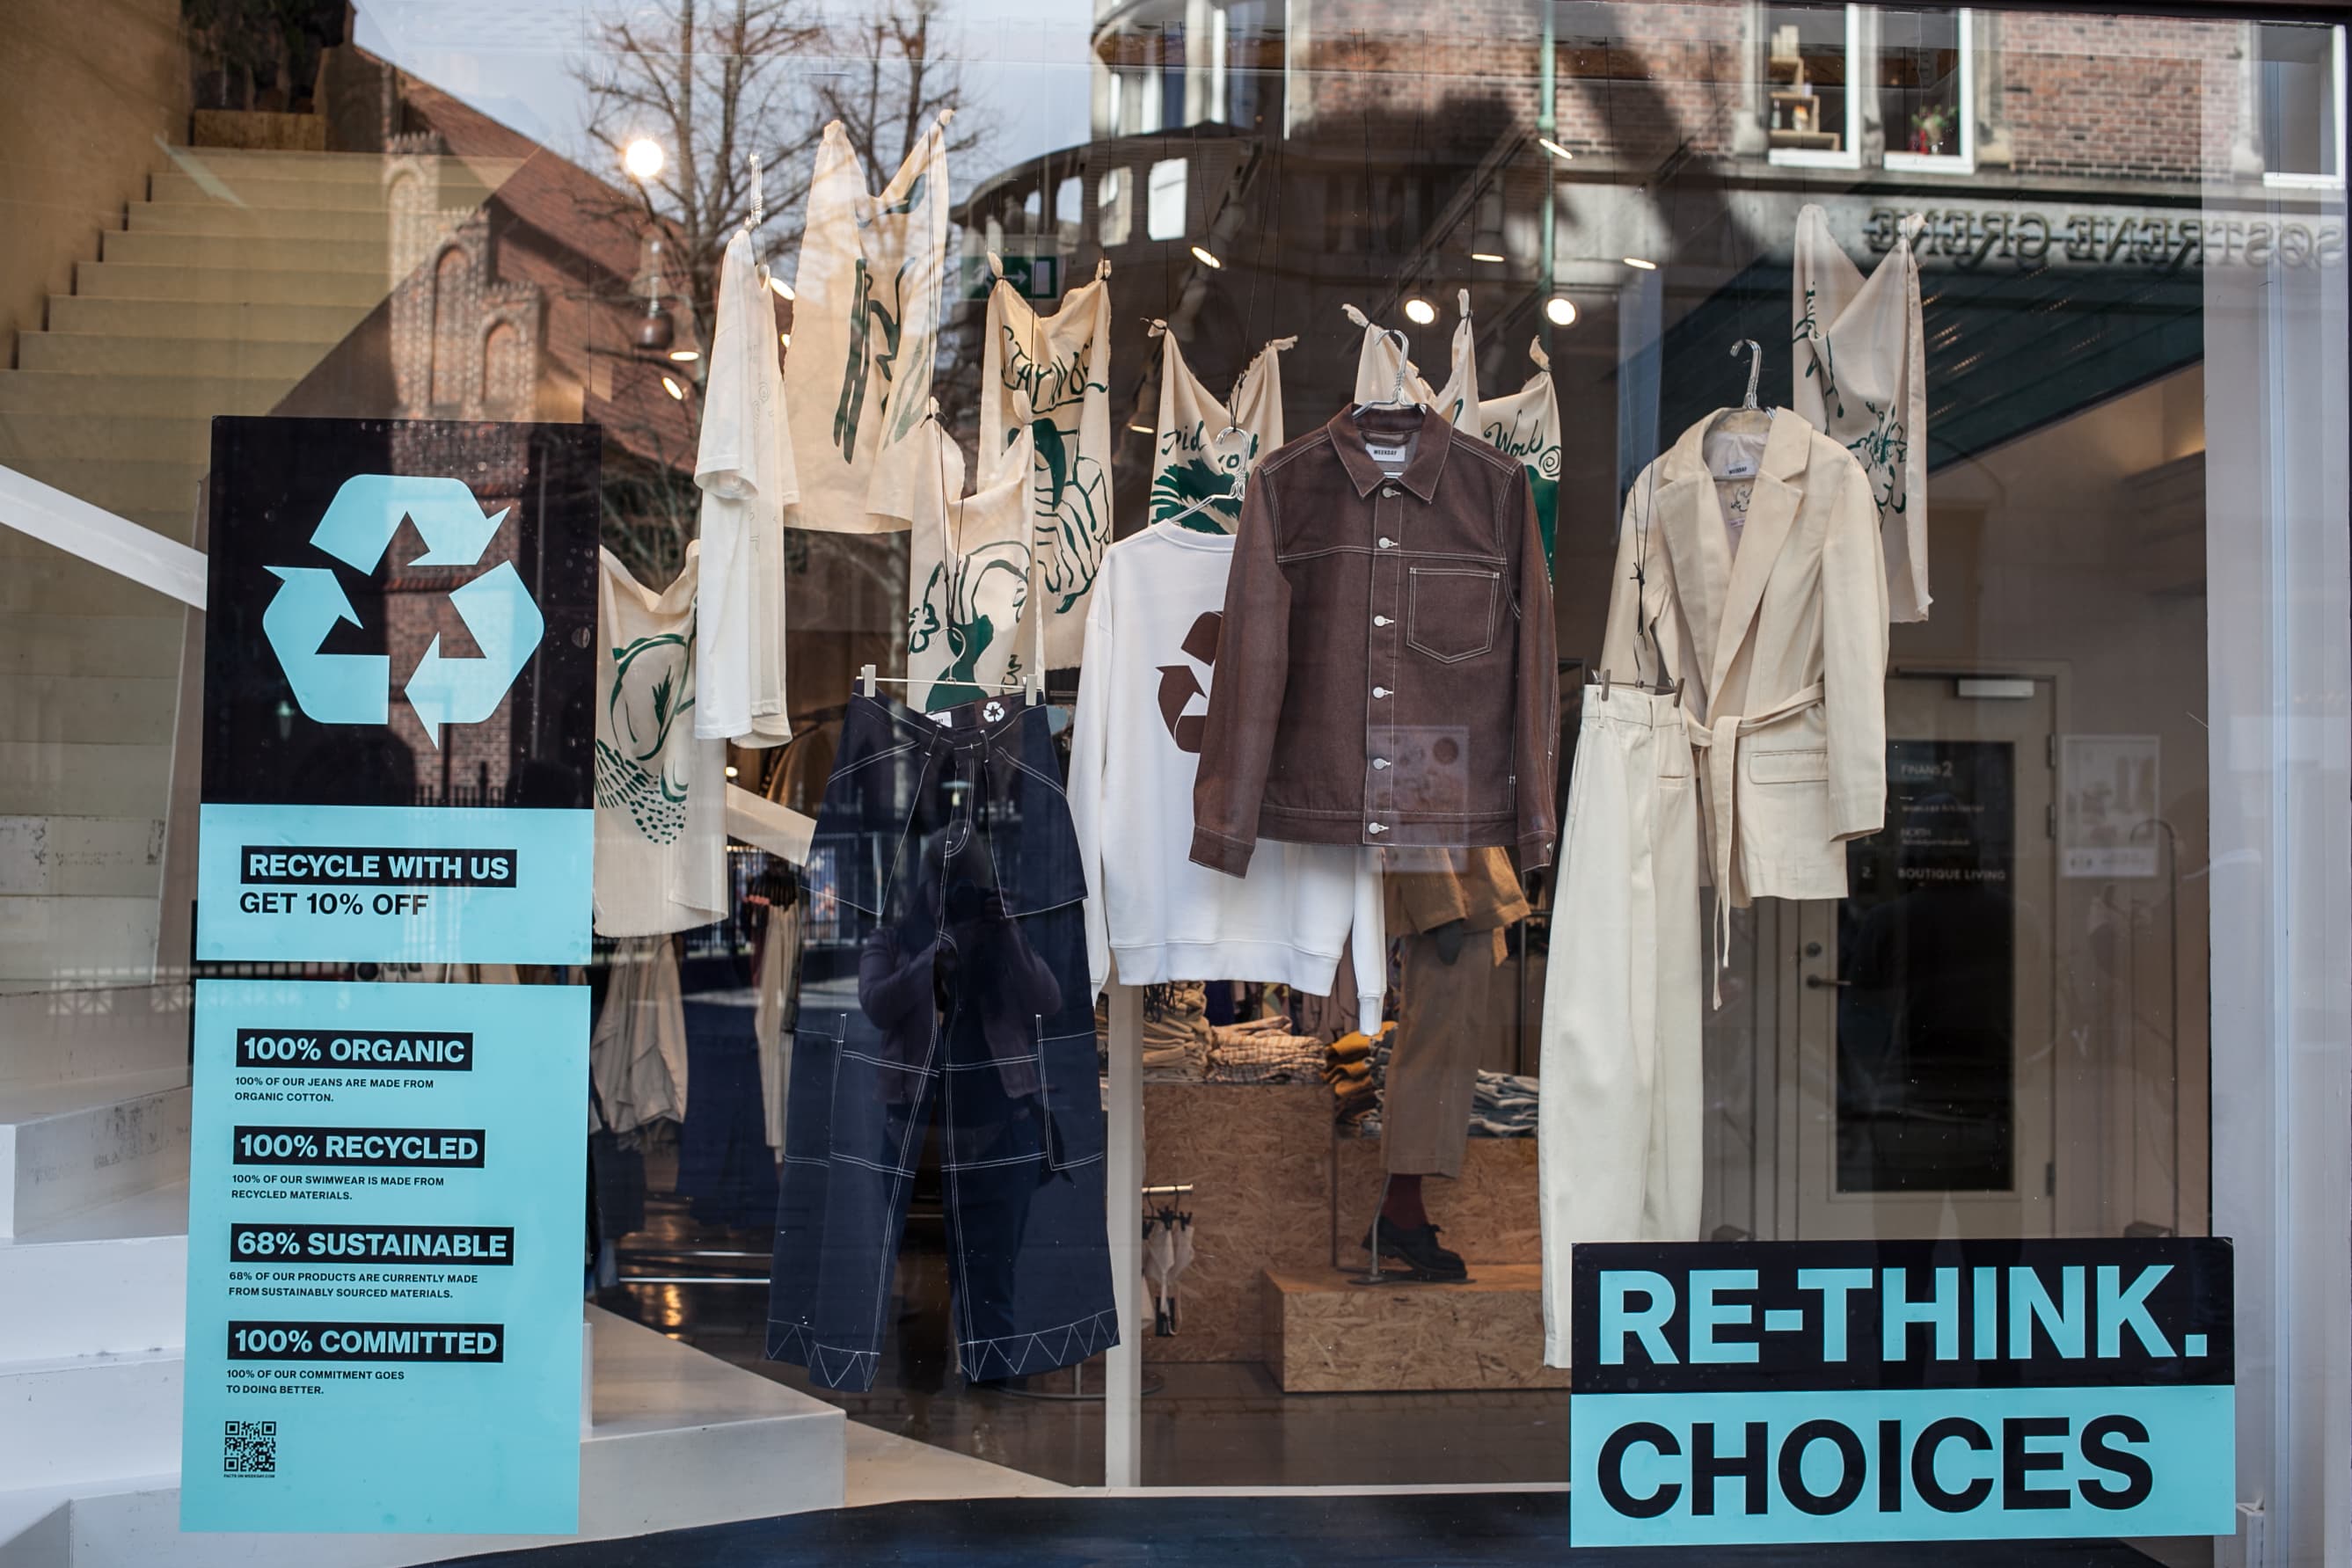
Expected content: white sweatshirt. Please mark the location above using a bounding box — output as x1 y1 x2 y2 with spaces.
1070 521 1385 1020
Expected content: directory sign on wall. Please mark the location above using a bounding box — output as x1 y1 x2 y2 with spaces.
1568 1238 2235 1547
185 419 599 1534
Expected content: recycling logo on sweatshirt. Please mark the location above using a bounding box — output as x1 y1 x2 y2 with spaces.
260 475 544 747
1155 611 1222 754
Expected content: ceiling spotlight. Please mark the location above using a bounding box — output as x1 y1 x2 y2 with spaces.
622 137 665 182
724 764 739 779
1129 422 1154 434
1537 136 1574 162
1190 244 1223 269
1402 296 1437 326
668 349 699 361
1622 256 1659 271
661 375 685 400
768 274 794 301
1544 295 1578 328
779 332 791 346
1470 251 1505 264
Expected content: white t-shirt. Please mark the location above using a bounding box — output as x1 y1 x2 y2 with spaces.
695 229 797 747
594 546 728 937
1069 522 1386 1021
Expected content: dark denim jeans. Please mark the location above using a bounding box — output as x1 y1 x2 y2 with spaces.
766 692 1116 1392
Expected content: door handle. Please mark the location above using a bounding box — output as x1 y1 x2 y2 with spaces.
1805 974 1852 989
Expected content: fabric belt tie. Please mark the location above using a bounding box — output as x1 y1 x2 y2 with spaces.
1684 682 1825 1009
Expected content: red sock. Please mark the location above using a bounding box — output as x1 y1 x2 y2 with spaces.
1381 1175 1428 1229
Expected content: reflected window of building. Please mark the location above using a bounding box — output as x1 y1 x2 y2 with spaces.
1767 3 1861 168
1147 157 1187 240
1055 174 1085 231
1099 166 1131 246
1880 9 1973 171
2260 21 2347 188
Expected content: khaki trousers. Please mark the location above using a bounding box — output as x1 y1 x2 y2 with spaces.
1384 927 1503 1178
1539 688 1702 1367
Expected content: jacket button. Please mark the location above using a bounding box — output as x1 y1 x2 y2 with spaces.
1372 686 1389 698
1372 758 1391 770
1382 486 1399 498
1378 536 1396 549
1368 822 1388 835
1373 615 1390 627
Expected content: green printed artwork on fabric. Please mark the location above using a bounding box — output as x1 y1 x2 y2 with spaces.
1150 454 1245 533
1481 407 1563 565
1848 397 1909 516
909 542 1032 711
832 258 906 460
1000 325 1106 514
1795 282 1845 420
593 631 693 844
1035 456 1110 616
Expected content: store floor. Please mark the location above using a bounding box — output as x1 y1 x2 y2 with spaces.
595 1148 1569 1489
435 1494 2168 1567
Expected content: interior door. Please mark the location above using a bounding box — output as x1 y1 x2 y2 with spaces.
1788 673 2058 1239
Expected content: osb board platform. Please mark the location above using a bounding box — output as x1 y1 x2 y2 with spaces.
1140 1081 1333 1365
1264 1264 1569 1393
1333 1135 1541 1267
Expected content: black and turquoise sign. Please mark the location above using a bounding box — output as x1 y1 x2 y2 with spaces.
1568 1238 2235 1546
196 418 597 965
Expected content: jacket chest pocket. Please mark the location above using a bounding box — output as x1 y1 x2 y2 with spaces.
1406 566 1501 664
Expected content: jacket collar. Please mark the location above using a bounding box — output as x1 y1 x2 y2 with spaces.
1654 410 1811 696
1327 405 1452 501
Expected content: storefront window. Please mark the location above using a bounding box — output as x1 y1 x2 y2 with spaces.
1 0 2346 1558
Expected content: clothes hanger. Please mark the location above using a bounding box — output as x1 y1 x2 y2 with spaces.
745 152 771 290
1708 339 1774 438
1353 329 1426 415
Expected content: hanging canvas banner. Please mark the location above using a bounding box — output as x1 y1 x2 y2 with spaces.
1145 323 1294 534
979 252 1114 667
906 418 1038 712
1793 202 1931 622
782 115 952 535
1344 301 1465 415
594 545 727 937
1468 339 1565 569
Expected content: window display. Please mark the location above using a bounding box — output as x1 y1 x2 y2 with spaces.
1 0 2347 1558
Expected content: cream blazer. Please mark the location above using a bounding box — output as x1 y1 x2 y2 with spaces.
1602 409 1888 909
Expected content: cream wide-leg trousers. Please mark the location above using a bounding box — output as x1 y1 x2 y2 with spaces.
1538 687 1703 1367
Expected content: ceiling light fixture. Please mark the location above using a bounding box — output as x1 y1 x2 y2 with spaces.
1470 251 1505 264
1622 256 1659 271
779 332 791 347
768 274 794 301
661 375 685 400
1189 244 1223 269
724 764 739 780
1129 422 1153 434
1544 295 1579 328
668 349 699 361
1402 296 1437 326
622 138 665 182
1537 136 1575 162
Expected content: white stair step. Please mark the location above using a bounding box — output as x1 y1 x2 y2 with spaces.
0 815 169 897
0 983 189 1092
45 297 371 346
0 412 214 467
0 743 174 817
75 261 387 309
0 456 202 515
18 332 331 383
0 1349 181 1489
0 1070 188 1236
128 203 399 243
0 676 178 746
154 150 508 190
0 1309 844 1567
99 230 387 275
0 616 186 678
0 370 281 419
0 898 164 989
0 538 187 616
0 1180 186 1360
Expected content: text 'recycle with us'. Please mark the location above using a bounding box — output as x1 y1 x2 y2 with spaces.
1567 1237 2234 1547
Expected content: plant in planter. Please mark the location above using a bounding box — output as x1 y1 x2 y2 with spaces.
1909 101 1957 157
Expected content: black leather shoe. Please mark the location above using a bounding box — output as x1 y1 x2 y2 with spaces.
1360 1217 1468 1280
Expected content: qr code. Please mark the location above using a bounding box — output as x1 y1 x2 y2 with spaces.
222 1419 276 1477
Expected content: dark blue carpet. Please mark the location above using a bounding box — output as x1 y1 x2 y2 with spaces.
438 1494 2163 1565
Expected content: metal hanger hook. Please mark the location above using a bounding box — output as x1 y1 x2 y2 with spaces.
1731 338 1763 410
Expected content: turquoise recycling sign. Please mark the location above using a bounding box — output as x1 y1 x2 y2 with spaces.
184 418 598 1535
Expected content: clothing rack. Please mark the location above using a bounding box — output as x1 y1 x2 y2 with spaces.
1140 1183 1194 1200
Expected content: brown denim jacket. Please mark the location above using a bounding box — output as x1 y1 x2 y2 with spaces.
1190 405 1559 877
